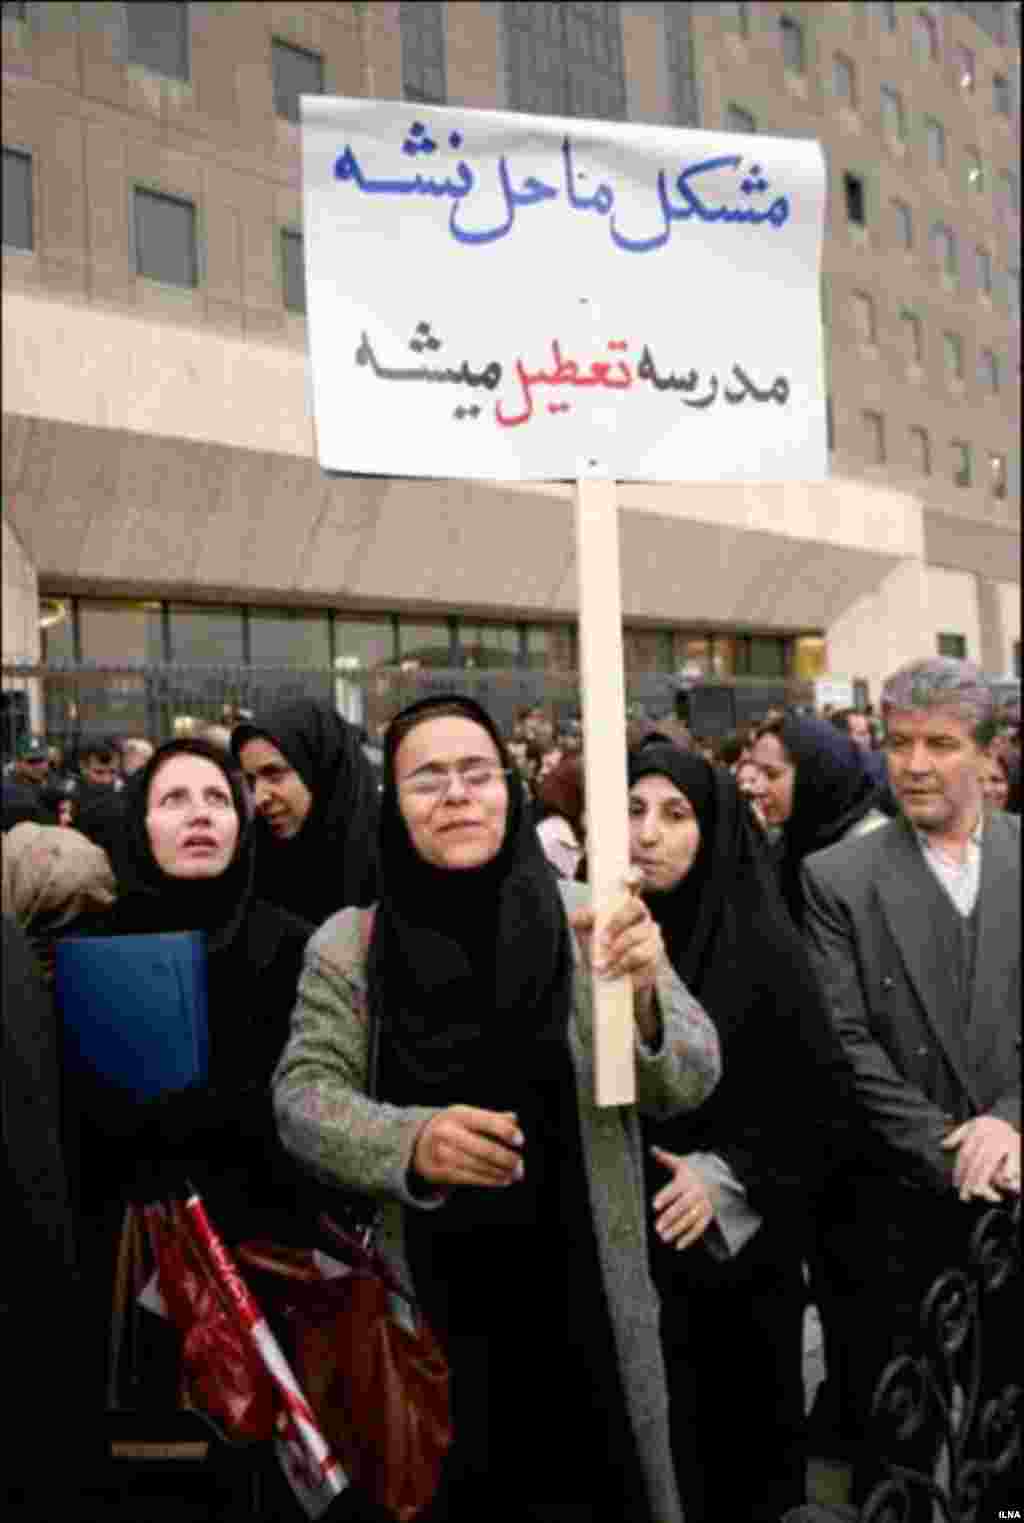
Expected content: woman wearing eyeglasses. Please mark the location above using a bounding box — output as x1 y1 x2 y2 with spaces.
273 695 721 1523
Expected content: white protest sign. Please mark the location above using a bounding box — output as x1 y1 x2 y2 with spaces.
301 98 827 483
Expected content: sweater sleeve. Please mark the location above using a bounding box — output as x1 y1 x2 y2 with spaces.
272 910 443 1209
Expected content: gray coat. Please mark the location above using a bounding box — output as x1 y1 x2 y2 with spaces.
801 810 1020 1192
273 881 722 1523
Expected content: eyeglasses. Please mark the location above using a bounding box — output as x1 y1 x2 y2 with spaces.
399 765 514 801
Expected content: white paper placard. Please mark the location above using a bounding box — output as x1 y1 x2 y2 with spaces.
301 97 827 483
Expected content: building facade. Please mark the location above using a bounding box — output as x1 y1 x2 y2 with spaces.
2 1 1020 739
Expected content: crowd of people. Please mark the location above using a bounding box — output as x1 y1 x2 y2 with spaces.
2 659 1020 1523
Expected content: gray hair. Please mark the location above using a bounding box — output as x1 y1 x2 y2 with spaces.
881 657 997 746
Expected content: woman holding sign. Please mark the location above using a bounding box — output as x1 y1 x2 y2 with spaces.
273 695 721 1523
627 743 854 1523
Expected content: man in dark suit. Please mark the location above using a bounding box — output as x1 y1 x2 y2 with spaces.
801 657 1020 1517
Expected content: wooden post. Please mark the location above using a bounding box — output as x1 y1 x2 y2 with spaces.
574 474 636 1107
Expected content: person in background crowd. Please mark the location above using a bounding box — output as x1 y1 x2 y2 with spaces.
3 917 92 1520
117 737 154 777
520 704 556 749
734 758 770 833
555 724 583 756
194 723 232 753
831 708 874 753
232 698 379 927
61 738 320 1430
2 822 115 983
72 740 121 827
2 737 56 828
692 736 715 764
507 737 530 781
534 753 586 880
801 658 1021 1518
748 710 889 1459
711 731 746 771
749 714 888 928
832 706 891 793
1004 753 1023 815
627 744 854 1523
273 695 722 1523
979 747 1011 813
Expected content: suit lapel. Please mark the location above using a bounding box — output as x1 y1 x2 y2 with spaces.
967 812 1020 1056
874 818 980 1108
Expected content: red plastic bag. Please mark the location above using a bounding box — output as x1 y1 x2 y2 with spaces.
143 1201 277 1444
238 1230 452 1521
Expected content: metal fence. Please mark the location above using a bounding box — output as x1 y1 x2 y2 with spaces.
0 663 582 757
1 662 810 759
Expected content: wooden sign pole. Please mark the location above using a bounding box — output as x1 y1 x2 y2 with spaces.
574 474 636 1108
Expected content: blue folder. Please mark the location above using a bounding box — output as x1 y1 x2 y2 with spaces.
56 933 209 1101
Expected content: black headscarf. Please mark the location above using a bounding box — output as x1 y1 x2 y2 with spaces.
773 714 882 925
629 744 853 1222
231 699 378 925
369 694 572 1111
109 738 254 953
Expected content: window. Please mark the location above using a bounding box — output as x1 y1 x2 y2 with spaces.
280 229 306 313
1 146 32 250
924 117 946 169
937 633 966 659
398 619 453 668
333 619 396 671
726 104 756 134
457 623 522 670
900 308 923 364
248 609 330 669
720 2 750 37
909 426 931 475
272 39 324 124
930 222 957 278
965 146 984 191
862 410 886 464
504 2 626 122
666 4 701 127
912 9 937 63
78 600 165 664
954 44 975 91
975 246 993 297
133 188 198 287
401 0 446 104
989 452 1008 500
780 15 805 73
852 291 876 343
826 395 835 451
977 348 1000 392
843 172 865 225
2 2 27 19
834 53 856 106
891 197 913 250
124 2 190 81
943 331 964 379
881 85 905 140
878 1 898 32
168 605 244 665
951 440 972 486
993 74 1012 117
998 169 1018 221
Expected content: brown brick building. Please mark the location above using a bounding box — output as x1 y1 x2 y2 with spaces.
2 2 1019 737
